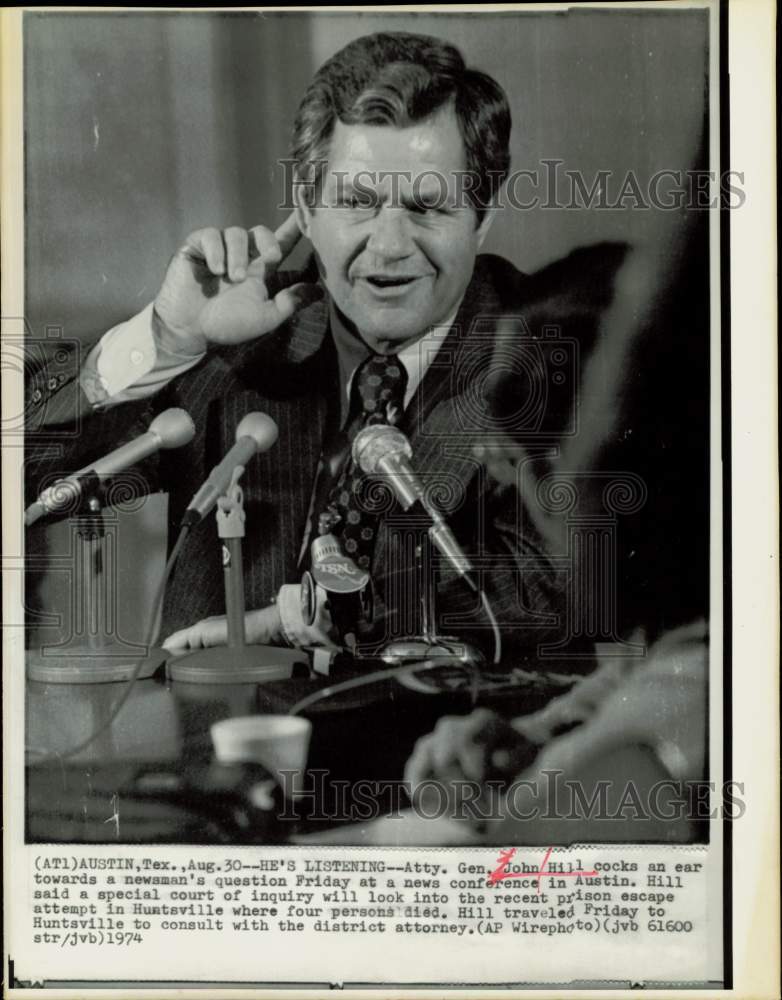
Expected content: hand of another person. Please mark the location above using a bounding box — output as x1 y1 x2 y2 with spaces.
404 708 540 792
153 211 323 352
162 604 284 654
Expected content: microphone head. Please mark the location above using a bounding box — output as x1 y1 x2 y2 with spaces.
236 412 279 453
352 423 412 475
149 408 196 449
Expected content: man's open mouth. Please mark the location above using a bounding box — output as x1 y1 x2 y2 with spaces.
364 276 418 288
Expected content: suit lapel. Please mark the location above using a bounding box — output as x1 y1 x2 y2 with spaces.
371 261 513 574
402 257 506 434
400 259 508 508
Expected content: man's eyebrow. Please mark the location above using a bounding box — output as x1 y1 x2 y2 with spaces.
331 176 379 197
402 182 454 210
328 172 455 209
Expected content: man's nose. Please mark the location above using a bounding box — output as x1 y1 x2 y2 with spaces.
365 207 414 260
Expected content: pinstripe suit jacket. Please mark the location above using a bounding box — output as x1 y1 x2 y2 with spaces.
25 249 627 662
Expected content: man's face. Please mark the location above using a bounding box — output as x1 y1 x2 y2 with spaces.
296 107 494 353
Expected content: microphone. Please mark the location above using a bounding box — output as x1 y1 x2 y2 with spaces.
352 424 477 591
25 408 196 527
183 412 278 524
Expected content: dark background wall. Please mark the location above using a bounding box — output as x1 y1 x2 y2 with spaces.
24 9 708 346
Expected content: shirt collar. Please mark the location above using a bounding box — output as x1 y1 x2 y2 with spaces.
328 300 460 424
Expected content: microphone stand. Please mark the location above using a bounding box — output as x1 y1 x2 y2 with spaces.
167 469 306 684
26 475 168 684
376 529 485 675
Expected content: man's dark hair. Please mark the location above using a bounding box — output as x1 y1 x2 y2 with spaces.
291 31 511 219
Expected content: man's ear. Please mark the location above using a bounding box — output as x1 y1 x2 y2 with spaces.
475 206 498 248
293 178 314 239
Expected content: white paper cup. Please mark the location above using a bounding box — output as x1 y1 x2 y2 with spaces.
210 715 312 798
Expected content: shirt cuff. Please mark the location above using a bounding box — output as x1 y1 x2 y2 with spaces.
277 583 336 649
95 303 158 395
81 303 207 408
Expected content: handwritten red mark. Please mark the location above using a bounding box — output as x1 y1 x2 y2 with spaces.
488 847 598 892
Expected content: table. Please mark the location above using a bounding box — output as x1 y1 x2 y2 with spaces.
26 651 700 846
25 659 560 844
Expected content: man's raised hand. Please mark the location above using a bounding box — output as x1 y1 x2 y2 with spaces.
153 212 322 350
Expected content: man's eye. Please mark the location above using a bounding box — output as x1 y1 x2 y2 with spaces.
410 199 450 215
338 195 375 209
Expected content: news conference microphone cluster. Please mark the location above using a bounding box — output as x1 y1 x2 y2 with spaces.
25 408 480 685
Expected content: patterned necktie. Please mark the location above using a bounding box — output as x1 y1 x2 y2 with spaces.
320 353 408 570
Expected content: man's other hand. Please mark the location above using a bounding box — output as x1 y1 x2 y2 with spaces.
153 212 323 351
404 708 540 792
162 604 284 654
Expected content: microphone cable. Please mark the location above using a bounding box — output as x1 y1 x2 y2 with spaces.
25 523 192 764
285 583 504 718
286 657 483 720
288 582 502 716
479 588 502 667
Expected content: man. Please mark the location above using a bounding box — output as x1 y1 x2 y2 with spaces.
26 32 596 663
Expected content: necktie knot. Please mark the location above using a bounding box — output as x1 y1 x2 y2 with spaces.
355 353 407 426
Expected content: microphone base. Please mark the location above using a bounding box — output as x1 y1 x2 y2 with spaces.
376 636 485 693
378 636 485 667
166 645 308 685
27 646 166 684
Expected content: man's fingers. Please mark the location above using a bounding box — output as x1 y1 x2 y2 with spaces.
199 616 229 647
182 216 302 284
162 616 228 653
248 225 283 270
180 228 226 276
223 226 249 282
244 605 283 645
248 216 298 280
161 627 190 653
271 282 324 323
164 609 282 655
274 211 303 260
